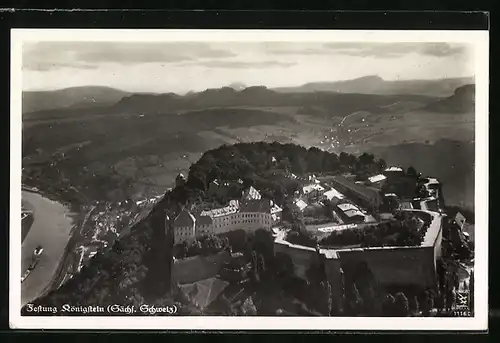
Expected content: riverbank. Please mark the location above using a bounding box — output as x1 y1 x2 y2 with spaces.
21 190 78 306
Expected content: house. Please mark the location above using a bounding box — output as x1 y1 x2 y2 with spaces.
330 176 382 211
201 203 240 235
201 184 281 234
368 174 387 185
383 166 405 181
195 214 214 237
301 183 326 201
294 199 308 212
242 186 262 201
322 187 345 202
336 203 365 224
270 201 283 224
180 277 230 311
384 166 404 173
173 210 197 244
237 199 273 231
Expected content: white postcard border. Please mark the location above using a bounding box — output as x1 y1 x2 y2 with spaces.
10 29 489 331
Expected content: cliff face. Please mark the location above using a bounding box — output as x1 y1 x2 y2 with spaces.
424 84 475 114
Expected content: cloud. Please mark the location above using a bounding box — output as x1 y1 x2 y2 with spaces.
265 48 327 55
419 43 467 57
264 42 468 59
24 61 99 71
187 60 296 69
323 42 467 58
23 42 237 71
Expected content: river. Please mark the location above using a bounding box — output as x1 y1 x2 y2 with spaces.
21 190 75 306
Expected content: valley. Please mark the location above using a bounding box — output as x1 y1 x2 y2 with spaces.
23 84 475 209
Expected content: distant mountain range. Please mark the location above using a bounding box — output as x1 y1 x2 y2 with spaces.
22 75 475 116
22 86 131 114
272 75 475 98
108 86 440 118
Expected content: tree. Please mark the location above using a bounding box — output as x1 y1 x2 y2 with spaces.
348 283 364 316
421 291 434 316
241 296 257 316
407 166 418 178
358 152 375 168
250 250 260 282
393 292 410 317
382 293 396 316
274 252 294 281
254 229 274 258
224 229 248 252
445 289 455 312
469 270 474 312
258 254 266 274
409 295 420 316
434 290 444 313
377 158 387 172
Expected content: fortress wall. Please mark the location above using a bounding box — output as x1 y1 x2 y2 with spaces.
173 251 231 285
274 241 320 280
274 240 439 289
337 246 437 289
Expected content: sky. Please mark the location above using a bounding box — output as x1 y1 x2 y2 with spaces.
22 41 474 94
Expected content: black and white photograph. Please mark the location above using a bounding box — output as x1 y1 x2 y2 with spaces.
10 29 488 330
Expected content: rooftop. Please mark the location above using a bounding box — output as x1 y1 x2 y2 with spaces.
242 186 262 201
343 209 365 218
271 202 283 214
240 199 271 213
385 166 403 172
337 203 359 212
323 187 345 200
180 277 229 310
201 204 239 218
332 176 382 202
295 199 308 211
174 210 196 227
196 214 213 226
368 174 387 184
302 184 325 195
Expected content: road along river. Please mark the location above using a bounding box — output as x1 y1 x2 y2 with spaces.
21 190 75 306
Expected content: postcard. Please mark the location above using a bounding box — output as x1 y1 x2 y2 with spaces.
10 28 488 330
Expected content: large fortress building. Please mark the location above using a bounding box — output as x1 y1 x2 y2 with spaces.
172 186 282 245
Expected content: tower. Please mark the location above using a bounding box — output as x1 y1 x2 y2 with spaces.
175 173 186 188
